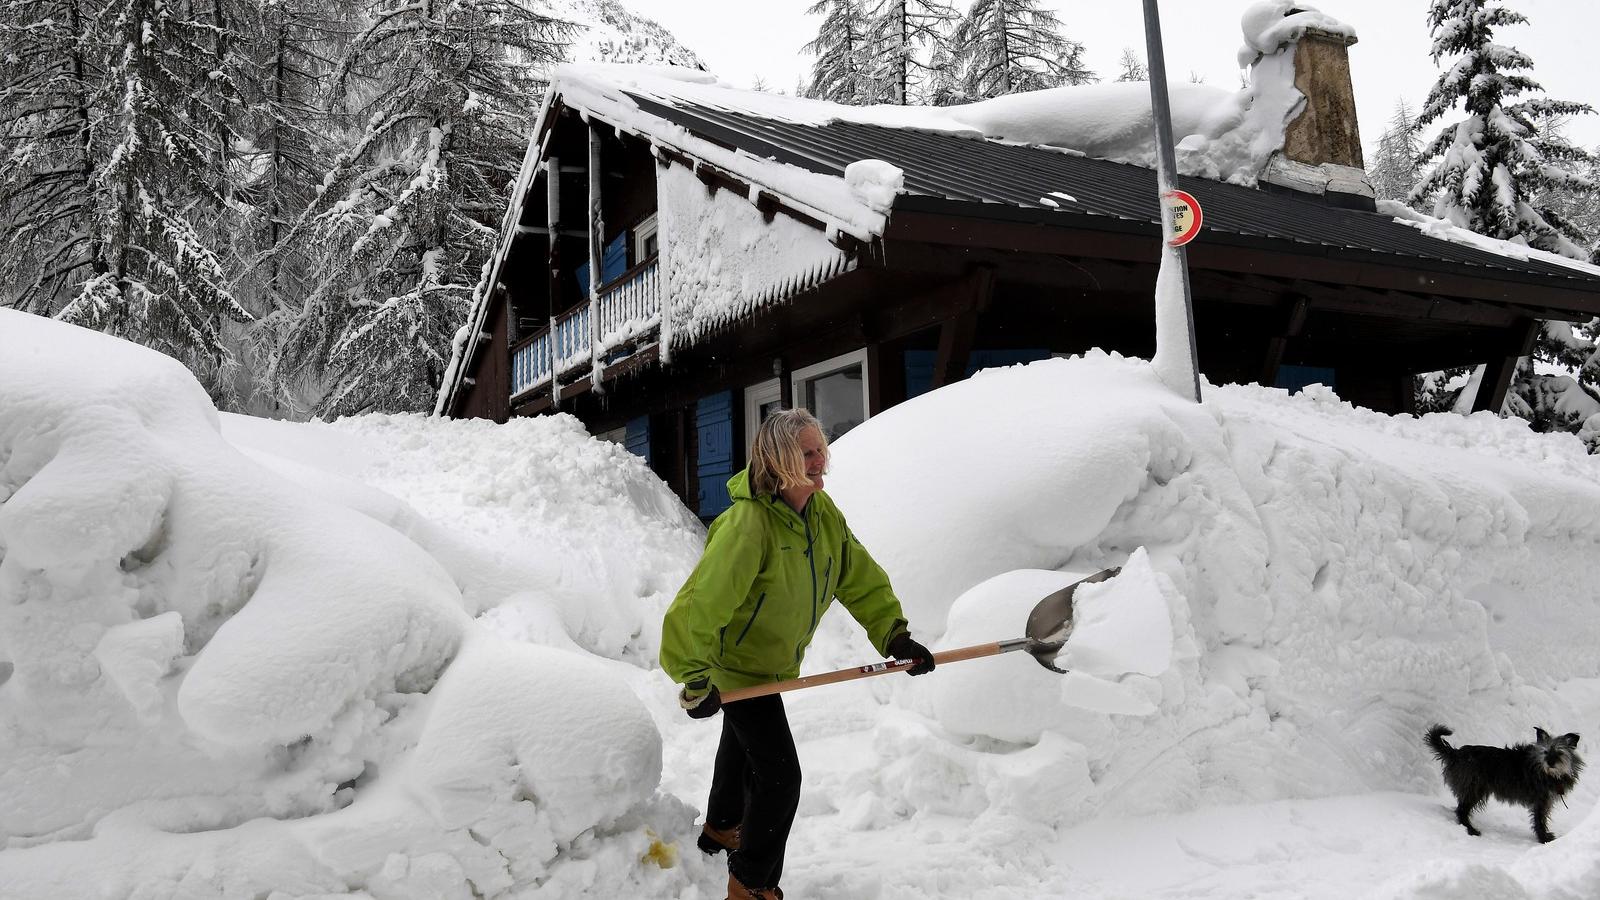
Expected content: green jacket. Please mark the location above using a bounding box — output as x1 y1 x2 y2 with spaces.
660 468 910 693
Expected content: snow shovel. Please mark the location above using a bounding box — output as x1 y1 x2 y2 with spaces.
720 567 1120 704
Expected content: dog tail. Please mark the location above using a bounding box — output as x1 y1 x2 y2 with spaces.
1426 724 1455 760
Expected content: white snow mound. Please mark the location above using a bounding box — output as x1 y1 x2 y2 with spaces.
0 309 693 899
822 349 1600 830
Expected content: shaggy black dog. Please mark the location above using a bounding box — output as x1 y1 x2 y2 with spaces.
1427 724 1583 843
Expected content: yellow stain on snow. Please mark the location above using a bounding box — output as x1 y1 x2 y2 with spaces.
642 828 678 869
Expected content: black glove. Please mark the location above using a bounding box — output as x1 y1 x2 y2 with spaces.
887 632 935 676
679 681 722 719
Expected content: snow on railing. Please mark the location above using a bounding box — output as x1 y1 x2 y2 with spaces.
595 260 661 353
509 260 663 402
552 304 591 375
511 332 551 397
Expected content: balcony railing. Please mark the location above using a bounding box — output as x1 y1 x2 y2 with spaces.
511 259 661 399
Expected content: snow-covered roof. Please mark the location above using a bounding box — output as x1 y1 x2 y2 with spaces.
435 4 1600 417
534 64 1600 291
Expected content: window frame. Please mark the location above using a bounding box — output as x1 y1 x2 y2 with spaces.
743 377 783 455
632 213 659 265
790 348 871 439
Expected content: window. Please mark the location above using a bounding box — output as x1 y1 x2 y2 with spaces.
791 349 870 441
744 378 783 453
633 214 659 265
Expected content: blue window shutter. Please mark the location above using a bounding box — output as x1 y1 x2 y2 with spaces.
696 391 735 518
602 233 628 283
968 349 1051 373
575 261 591 298
904 350 935 400
1274 365 1336 394
624 416 651 463
905 349 1051 399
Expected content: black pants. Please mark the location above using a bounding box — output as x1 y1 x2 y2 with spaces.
707 693 802 890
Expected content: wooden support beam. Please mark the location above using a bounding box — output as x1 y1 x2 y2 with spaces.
656 159 676 364
928 267 995 391
931 310 980 391
866 342 890 417
546 156 563 409
1472 317 1539 413
1260 294 1310 387
515 392 553 417
587 123 605 390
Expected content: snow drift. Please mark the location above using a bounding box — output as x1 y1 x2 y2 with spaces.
0 309 698 897
821 351 1600 886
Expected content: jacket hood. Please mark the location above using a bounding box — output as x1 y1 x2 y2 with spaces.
727 468 755 502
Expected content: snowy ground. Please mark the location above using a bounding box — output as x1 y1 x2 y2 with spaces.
4 309 1600 898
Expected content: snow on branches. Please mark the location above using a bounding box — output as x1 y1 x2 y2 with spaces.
944 0 1093 103
1412 0 1595 259
251 0 566 416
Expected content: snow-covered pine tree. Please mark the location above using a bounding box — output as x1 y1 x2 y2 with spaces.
273 0 567 417
1412 0 1598 437
1114 47 1147 83
1411 0 1596 258
221 0 365 413
231 0 351 319
804 0 874 103
865 0 957 105
0 0 103 315
1531 129 1600 259
947 0 1094 102
1368 98 1426 205
27 0 253 399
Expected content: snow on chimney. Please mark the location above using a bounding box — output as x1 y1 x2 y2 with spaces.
1239 2 1373 209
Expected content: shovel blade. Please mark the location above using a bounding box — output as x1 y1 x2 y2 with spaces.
1024 566 1121 672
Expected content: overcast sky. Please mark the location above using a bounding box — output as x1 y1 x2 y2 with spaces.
620 0 1600 155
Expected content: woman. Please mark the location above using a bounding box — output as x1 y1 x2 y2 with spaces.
660 408 935 900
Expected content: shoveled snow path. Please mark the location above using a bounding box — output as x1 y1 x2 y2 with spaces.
633 662 1600 899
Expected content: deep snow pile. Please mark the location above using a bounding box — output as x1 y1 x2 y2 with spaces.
9 308 1600 897
0 309 704 898
818 351 1600 894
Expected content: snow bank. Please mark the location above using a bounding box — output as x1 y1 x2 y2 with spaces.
823 349 1600 838
222 410 703 662
0 310 703 898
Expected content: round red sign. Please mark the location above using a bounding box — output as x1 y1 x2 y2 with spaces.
1164 189 1203 247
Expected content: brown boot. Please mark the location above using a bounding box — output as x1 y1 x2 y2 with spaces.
697 822 740 855
726 872 780 900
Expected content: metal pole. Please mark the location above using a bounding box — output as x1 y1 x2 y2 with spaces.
1142 0 1203 403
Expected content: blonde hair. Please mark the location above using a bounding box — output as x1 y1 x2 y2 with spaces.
749 408 828 495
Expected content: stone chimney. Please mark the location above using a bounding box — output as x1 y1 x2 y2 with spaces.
1246 6 1375 209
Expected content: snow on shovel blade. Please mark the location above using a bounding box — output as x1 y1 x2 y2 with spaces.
1054 547 1174 680
1023 566 1120 673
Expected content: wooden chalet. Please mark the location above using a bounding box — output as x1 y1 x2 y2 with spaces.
439 42 1600 521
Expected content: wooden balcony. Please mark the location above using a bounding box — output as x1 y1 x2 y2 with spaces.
511 258 661 399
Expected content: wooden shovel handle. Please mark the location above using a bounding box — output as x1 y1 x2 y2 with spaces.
720 641 1010 704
